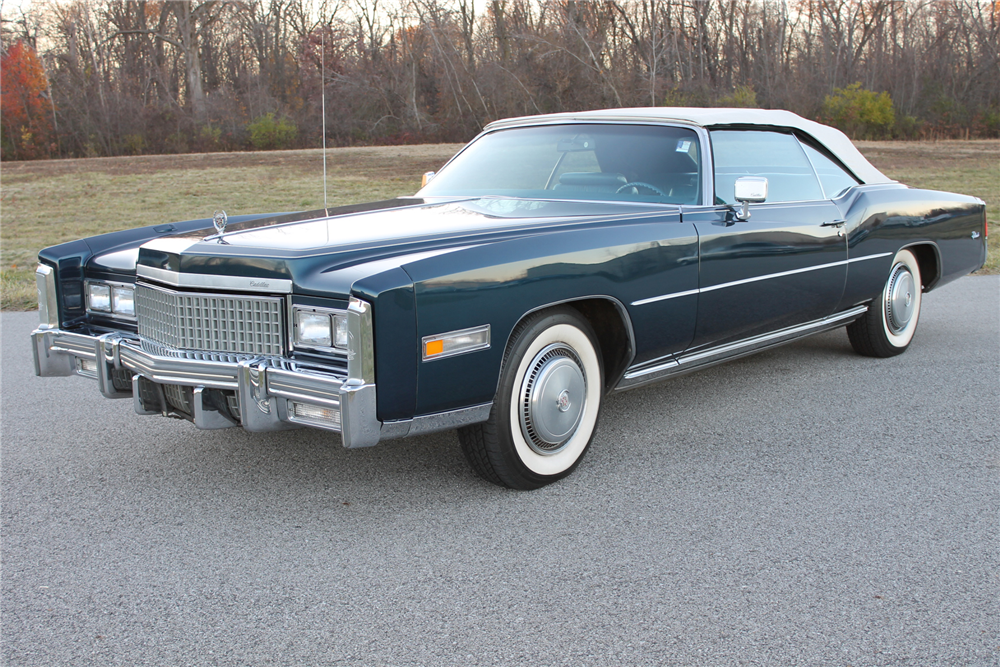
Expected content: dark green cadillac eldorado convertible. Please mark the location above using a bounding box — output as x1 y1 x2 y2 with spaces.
32 108 988 488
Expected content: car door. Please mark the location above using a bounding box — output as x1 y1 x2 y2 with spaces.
684 129 849 351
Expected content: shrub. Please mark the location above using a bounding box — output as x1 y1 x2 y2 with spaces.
247 113 298 150
194 125 223 152
123 133 145 155
822 83 896 139
718 85 759 108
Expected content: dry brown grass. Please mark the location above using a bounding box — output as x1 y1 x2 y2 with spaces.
2 140 996 311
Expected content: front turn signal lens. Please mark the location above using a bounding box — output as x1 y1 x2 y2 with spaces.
422 324 490 360
424 339 444 357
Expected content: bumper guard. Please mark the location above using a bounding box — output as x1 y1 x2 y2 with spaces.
31 327 381 449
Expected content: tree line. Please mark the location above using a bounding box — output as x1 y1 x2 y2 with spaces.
2 0 998 160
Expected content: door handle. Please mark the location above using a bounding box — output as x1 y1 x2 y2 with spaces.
821 219 846 228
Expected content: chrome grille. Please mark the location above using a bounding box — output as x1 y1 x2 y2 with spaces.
135 283 285 356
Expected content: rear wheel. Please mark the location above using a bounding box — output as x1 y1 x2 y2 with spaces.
459 308 603 490
847 248 922 357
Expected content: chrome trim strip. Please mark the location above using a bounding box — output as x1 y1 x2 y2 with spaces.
848 251 892 263
267 366 345 408
699 258 846 294
49 331 99 360
631 288 699 306
380 402 494 440
119 339 240 389
631 253 892 306
136 265 293 293
617 305 868 390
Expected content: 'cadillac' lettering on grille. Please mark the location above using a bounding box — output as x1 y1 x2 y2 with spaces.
249 281 270 288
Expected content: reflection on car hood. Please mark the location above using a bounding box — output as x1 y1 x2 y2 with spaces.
136 197 672 270
212 197 671 251
131 196 679 298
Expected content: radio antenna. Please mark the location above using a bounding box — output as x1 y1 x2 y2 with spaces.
321 26 329 214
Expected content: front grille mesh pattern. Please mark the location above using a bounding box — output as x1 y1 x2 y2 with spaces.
135 283 285 356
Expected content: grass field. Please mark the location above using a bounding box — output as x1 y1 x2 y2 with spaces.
2 139 997 311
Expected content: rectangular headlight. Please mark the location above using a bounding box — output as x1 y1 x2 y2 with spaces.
87 283 111 312
112 286 135 316
295 310 332 347
293 307 350 352
332 313 349 349
87 281 135 319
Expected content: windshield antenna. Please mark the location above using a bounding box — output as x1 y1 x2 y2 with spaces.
321 26 328 214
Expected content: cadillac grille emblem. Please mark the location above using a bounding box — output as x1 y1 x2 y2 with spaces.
213 210 228 235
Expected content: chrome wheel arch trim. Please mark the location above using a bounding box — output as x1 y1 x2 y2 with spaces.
896 240 943 292
494 295 637 398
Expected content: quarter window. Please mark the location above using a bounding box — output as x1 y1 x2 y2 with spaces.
711 130 824 204
801 143 860 198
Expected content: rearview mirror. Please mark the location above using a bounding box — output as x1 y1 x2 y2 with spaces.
556 134 595 152
734 176 768 220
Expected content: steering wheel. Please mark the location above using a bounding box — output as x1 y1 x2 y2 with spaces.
616 182 668 197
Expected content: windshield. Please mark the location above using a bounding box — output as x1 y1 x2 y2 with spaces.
419 124 702 205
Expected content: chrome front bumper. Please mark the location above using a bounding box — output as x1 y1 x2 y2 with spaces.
31 327 381 448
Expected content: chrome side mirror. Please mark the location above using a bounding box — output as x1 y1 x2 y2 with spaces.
421 171 435 188
734 176 768 220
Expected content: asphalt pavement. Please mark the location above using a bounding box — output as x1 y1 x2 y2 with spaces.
2 276 998 666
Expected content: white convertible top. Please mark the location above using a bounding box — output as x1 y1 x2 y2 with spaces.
485 107 893 185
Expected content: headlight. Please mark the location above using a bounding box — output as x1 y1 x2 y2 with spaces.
112 286 135 316
295 311 332 347
87 281 135 318
293 307 349 351
332 313 349 349
87 283 111 312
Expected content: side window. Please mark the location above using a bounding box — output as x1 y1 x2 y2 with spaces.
711 130 824 204
801 143 860 199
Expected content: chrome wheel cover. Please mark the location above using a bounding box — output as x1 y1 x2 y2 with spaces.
519 343 587 456
885 263 916 334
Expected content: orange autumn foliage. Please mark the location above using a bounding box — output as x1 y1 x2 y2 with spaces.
1 40 55 159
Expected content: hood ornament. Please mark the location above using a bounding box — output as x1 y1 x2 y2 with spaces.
213 210 228 235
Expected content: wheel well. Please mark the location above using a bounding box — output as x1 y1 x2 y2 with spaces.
905 243 941 291
565 299 633 393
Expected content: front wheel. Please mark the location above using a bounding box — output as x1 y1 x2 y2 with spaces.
458 308 604 490
847 248 923 357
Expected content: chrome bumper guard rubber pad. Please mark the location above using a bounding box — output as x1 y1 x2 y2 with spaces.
31 327 380 449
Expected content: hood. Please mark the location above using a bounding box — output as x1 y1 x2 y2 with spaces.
134 197 676 296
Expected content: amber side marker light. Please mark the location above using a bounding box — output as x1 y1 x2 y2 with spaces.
422 324 490 361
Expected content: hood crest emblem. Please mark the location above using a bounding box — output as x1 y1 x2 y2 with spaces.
213 210 228 235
